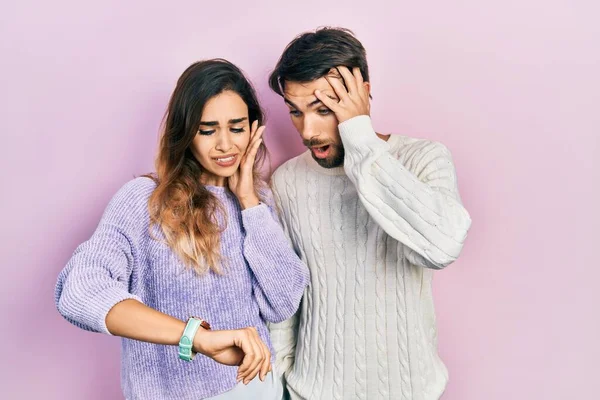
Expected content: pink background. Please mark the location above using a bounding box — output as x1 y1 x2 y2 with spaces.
1 1 598 399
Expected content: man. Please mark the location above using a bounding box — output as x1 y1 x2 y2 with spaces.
268 27 472 400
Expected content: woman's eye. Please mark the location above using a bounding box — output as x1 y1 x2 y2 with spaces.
317 108 332 115
231 127 246 134
289 110 301 117
198 130 215 135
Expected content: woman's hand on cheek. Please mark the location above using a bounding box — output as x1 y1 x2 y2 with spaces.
228 120 264 209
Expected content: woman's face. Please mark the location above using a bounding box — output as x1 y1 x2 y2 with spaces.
191 90 251 186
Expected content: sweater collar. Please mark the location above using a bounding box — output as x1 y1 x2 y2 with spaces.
301 134 402 176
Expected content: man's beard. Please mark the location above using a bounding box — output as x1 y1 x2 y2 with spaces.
304 138 345 169
313 144 345 168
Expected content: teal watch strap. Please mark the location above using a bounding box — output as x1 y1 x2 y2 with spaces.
178 318 202 362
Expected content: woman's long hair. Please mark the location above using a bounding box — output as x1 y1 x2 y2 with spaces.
146 59 267 274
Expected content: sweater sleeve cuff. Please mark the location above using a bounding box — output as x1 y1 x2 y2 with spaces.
241 203 274 231
94 287 142 335
338 115 388 156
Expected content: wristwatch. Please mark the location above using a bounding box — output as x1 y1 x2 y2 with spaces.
178 316 211 362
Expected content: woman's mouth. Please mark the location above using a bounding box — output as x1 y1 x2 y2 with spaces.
213 154 238 167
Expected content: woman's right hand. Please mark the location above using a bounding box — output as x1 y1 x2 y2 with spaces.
193 326 272 384
102 301 271 384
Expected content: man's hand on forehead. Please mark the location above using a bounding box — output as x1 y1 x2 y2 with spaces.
326 67 342 79
315 66 371 124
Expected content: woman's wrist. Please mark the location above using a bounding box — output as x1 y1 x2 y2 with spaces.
192 326 210 355
238 194 260 210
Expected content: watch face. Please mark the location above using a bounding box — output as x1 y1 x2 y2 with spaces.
191 317 212 330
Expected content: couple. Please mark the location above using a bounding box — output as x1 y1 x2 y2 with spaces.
55 27 472 400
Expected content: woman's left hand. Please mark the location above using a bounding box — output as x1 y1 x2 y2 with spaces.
228 120 264 209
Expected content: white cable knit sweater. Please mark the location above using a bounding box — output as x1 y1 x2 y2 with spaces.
269 116 471 400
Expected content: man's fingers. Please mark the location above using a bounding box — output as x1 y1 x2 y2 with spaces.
314 89 338 112
353 66 364 86
325 74 350 102
352 67 369 102
337 66 358 94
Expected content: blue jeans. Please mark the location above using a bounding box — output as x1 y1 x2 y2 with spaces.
206 368 283 400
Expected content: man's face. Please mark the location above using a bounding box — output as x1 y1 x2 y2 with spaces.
283 76 344 168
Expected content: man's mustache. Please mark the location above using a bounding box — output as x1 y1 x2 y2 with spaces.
303 138 331 147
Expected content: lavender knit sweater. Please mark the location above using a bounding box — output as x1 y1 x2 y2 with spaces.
55 177 310 399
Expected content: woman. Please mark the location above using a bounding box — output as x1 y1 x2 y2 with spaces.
55 59 309 400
